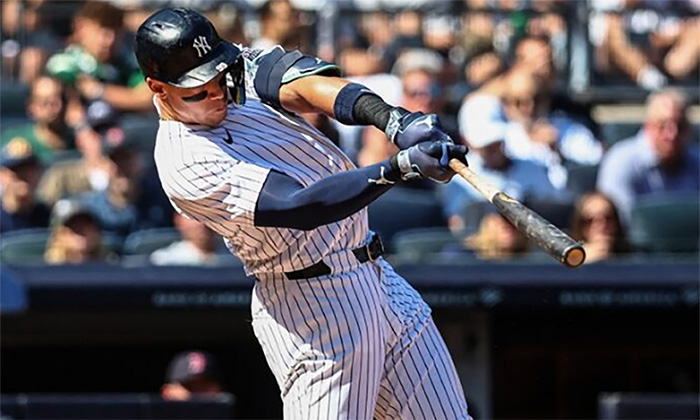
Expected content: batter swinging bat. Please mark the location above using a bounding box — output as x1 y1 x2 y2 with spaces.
449 159 586 268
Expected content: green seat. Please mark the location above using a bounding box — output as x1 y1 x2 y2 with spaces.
0 82 29 116
629 194 700 254
391 227 459 264
1 228 123 264
368 188 445 253
0 228 51 265
122 228 181 255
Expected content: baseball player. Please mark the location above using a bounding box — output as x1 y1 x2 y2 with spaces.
135 8 471 420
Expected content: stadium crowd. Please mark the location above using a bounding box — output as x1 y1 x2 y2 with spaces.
1 0 698 266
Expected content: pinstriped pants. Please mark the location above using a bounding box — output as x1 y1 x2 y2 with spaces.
251 258 472 420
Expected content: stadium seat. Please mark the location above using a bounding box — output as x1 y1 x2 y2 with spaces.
368 188 445 252
122 228 181 255
0 393 236 420
0 81 29 116
599 393 699 420
522 197 575 231
629 194 700 254
391 227 460 264
1 229 52 265
0 229 123 265
566 164 599 196
599 122 641 148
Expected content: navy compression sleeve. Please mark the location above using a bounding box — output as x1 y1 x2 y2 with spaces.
255 161 398 230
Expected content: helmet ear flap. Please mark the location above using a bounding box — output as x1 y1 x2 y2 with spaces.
226 56 246 105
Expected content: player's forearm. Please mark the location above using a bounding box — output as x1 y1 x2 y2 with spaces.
255 161 398 231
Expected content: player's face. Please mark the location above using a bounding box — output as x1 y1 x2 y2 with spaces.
164 73 230 126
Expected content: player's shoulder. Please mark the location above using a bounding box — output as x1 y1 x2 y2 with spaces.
155 122 234 171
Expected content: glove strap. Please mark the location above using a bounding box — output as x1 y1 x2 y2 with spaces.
385 108 409 144
396 150 423 181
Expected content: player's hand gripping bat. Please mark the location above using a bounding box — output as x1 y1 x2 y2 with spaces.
449 159 586 268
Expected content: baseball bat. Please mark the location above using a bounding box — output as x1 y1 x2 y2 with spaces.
449 159 586 268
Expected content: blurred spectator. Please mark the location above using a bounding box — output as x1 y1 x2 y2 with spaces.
512 34 557 92
44 198 113 265
45 1 153 112
1 0 60 84
0 138 50 233
385 10 424 67
501 68 603 190
589 0 700 88
76 129 146 239
1 76 75 166
597 88 699 223
463 212 529 260
36 120 118 207
466 49 506 91
162 351 225 401
358 49 453 168
150 213 220 266
440 121 557 234
251 0 301 50
570 191 629 264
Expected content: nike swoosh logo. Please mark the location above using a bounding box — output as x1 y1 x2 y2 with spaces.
224 130 233 144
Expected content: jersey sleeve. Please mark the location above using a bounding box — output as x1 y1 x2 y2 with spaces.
164 156 271 235
241 45 340 108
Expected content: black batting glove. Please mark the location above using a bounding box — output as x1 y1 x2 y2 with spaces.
390 141 469 184
385 109 453 150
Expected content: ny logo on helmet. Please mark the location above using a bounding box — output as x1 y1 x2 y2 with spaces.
193 36 211 58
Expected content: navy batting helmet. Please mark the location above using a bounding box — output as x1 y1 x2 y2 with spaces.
134 8 242 89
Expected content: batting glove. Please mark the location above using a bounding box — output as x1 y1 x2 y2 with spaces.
390 141 468 183
385 109 453 150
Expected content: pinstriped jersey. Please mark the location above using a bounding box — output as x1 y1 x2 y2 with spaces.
153 46 369 276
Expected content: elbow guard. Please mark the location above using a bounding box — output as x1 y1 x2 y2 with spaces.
253 47 341 109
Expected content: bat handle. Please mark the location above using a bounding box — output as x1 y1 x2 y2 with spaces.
449 159 499 204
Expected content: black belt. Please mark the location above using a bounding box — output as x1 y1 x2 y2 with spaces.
285 233 385 280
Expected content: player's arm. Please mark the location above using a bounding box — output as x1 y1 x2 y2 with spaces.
252 48 454 150
255 142 468 230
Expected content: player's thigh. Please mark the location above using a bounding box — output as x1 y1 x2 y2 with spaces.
375 317 472 420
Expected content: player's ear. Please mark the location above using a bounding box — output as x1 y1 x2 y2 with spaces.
146 77 167 98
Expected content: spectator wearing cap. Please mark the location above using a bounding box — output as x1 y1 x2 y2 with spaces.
161 351 225 401
44 198 112 265
597 88 700 224
45 1 153 112
439 121 557 234
150 213 221 266
1 76 76 166
0 138 50 233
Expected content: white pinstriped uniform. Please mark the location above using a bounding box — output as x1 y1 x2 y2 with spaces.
154 46 471 420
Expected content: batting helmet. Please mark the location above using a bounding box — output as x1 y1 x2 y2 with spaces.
134 8 242 89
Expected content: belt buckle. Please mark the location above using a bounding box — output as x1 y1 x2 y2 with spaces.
367 234 384 262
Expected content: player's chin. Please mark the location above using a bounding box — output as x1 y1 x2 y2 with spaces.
205 105 228 126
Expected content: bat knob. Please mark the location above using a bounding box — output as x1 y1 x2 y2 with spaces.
563 245 586 268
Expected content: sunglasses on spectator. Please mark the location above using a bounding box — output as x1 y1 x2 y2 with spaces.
403 83 441 99
504 94 541 108
582 213 614 226
649 118 689 132
32 97 62 108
